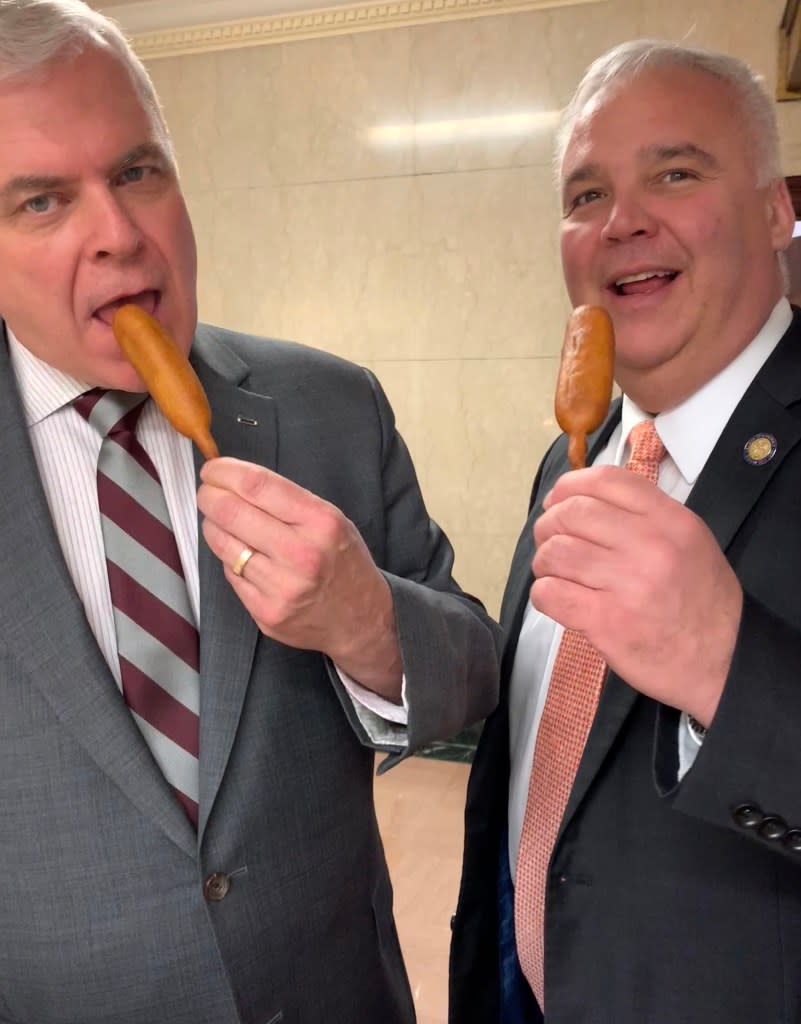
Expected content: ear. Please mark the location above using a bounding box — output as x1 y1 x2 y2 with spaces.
767 178 796 252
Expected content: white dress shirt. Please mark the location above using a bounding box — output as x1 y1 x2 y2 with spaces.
507 297 792 878
8 330 408 742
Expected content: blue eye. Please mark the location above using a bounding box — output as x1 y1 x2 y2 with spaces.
119 166 147 184
24 195 54 214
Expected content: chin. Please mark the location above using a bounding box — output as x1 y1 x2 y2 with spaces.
96 364 147 393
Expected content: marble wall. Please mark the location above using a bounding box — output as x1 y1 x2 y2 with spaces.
146 0 799 617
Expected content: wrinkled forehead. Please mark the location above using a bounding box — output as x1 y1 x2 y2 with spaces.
0 46 173 168
558 66 745 182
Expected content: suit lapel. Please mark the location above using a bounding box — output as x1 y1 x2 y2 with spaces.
562 316 801 829
0 334 198 856
190 330 279 838
684 332 801 544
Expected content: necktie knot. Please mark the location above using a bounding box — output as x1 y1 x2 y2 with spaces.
625 419 666 483
73 388 148 439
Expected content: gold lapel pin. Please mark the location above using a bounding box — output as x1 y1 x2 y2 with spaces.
743 433 777 466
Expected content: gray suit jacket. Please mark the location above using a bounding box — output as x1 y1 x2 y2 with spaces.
0 322 500 1024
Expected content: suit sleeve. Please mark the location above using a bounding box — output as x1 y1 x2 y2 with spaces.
657 590 801 866
327 368 502 767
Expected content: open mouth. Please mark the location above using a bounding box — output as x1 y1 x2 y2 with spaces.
610 270 679 297
92 289 160 326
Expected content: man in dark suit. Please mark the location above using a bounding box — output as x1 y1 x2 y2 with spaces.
0 2 501 1021
450 38 801 1024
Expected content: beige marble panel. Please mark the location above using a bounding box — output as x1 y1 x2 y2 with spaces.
151 29 416 189
266 29 415 184
370 356 560 614
188 176 422 357
407 0 650 173
409 168 568 361
407 13 564 175
187 167 570 363
149 46 287 193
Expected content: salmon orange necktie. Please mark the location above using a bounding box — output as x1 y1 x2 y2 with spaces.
514 419 667 1007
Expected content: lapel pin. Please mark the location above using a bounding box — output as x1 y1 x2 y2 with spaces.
236 415 259 427
743 433 777 466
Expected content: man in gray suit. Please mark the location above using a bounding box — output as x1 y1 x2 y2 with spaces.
0 2 501 1021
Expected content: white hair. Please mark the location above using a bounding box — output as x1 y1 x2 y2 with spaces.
554 39 782 188
0 0 174 163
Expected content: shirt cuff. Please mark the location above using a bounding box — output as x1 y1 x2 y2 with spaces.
336 666 409 747
677 710 705 781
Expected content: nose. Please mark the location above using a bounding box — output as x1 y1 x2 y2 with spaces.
600 191 658 244
85 188 145 262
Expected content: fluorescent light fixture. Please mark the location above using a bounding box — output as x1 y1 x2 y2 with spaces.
367 111 559 148
793 220 801 238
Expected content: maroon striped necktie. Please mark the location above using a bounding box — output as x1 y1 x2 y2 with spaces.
74 389 200 827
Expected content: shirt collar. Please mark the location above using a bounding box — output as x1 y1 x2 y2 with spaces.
6 326 92 428
616 297 792 484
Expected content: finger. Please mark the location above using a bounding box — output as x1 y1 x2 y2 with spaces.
533 533 621 592
201 512 323 585
199 485 293 560
200 457 318 525
530 574 607 636
543 464 662 515
205 518 320 624
534 493 640 551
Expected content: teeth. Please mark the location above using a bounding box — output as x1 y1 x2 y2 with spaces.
615 270 674 286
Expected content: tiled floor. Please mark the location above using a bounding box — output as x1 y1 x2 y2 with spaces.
374 755 471 1024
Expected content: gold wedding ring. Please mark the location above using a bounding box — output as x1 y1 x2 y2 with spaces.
231 546 255 578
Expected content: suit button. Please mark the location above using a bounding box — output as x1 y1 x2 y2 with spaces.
732 803 763 829
204 872 231 902
783 829 801 853
758 816 787 841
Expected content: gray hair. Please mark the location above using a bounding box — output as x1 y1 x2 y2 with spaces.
554 39 782 188
0 0 174 162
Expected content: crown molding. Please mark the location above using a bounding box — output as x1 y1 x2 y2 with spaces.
121 0 604 60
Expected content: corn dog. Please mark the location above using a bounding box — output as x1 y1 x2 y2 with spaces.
554 305 615 469
112 304 219 461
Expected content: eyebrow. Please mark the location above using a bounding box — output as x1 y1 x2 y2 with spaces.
111 142 172 177
0 142 173 203
641 142 721 169
563 142 721 194
0 173 69 202
562 163 604 194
